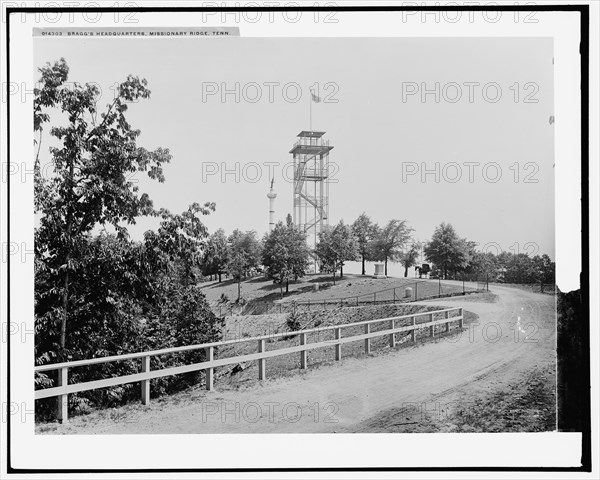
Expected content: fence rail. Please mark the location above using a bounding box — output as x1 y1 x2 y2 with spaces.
35 306 463 423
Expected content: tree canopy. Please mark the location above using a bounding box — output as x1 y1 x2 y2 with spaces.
370 219 413 276
262 221 310 296
423 223 470 279
352 213 379 275
314 220 358 284
34 59 222 419
399 242 421 277
227 230 262 301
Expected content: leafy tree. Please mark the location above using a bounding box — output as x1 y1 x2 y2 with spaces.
423 223 469 279
314 221 358 284
399 242 420 277
203 228 229 282
227 230 262 301
466 250 498 278
536 254 556 284
34 59 223 419
144 202 215 284
262 221 310 297
370 219 413 276
35 222 224 417
34 58 171 359
352 213 378 275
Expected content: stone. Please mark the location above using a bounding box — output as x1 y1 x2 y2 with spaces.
230 363 248 375
373 263 386 279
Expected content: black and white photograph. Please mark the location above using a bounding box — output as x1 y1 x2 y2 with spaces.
1 2 597 477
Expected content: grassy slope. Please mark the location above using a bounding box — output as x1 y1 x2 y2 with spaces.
211 303 477 391
200 273 472 310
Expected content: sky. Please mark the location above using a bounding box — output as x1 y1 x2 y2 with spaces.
34 36 555 272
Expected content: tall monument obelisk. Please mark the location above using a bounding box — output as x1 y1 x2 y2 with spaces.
267 178 277 231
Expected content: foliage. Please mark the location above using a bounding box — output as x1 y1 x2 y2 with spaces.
286 311 301 331
34 58 171 358
314 221 358 284
370 219 414 275
34 59 222 421
262 222 310 296
141 285 223 396
399 243 421 277
462 248 555 284
352 213 379 275
227 230 262 301
203 228 229 282
423 223 471 279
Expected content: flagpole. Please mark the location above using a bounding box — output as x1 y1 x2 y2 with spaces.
309 87 312 132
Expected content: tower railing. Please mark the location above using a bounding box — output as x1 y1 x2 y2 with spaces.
292 138 330 149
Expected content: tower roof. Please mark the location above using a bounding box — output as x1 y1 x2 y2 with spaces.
297 131 326 138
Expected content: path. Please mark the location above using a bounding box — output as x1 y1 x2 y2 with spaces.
44 284 556 434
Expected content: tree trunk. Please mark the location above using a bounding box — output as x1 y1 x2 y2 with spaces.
218 272 222 283
60 157 75 359
404 266 408 277
362 255 366 275
237 280 241 301
286 279 289 293
340 264 344 278
332 269 336 285
280 282 283 299
384 258 388 276
60 268 69 357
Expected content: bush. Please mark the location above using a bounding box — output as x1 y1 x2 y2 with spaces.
34 234 224 421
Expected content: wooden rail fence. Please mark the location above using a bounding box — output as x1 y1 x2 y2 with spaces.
35 307 463 423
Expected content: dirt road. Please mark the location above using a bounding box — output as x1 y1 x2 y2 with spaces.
45 284 556 434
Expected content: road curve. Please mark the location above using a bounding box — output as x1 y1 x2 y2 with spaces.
47 284 556 434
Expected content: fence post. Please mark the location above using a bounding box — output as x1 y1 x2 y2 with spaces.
141 356 151 404
258 339 266 381
335 327 342 361
300 333 307 369
415 282 418 300
459 308 464 329
364 323 371 354
323 300 326 311
429 313 435 338
308 300 310 311
279 303 282 314
389 319 395 347
205 346 214 391
373 292 376 305
393 288 396 303
411 316 416 342
445 310 450 333
438 278 441 297
57 366 68 423
462 275 465 294
357 296 359 307
340 298 343 308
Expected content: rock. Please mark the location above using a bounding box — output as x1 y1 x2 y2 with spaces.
230 363 248 375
